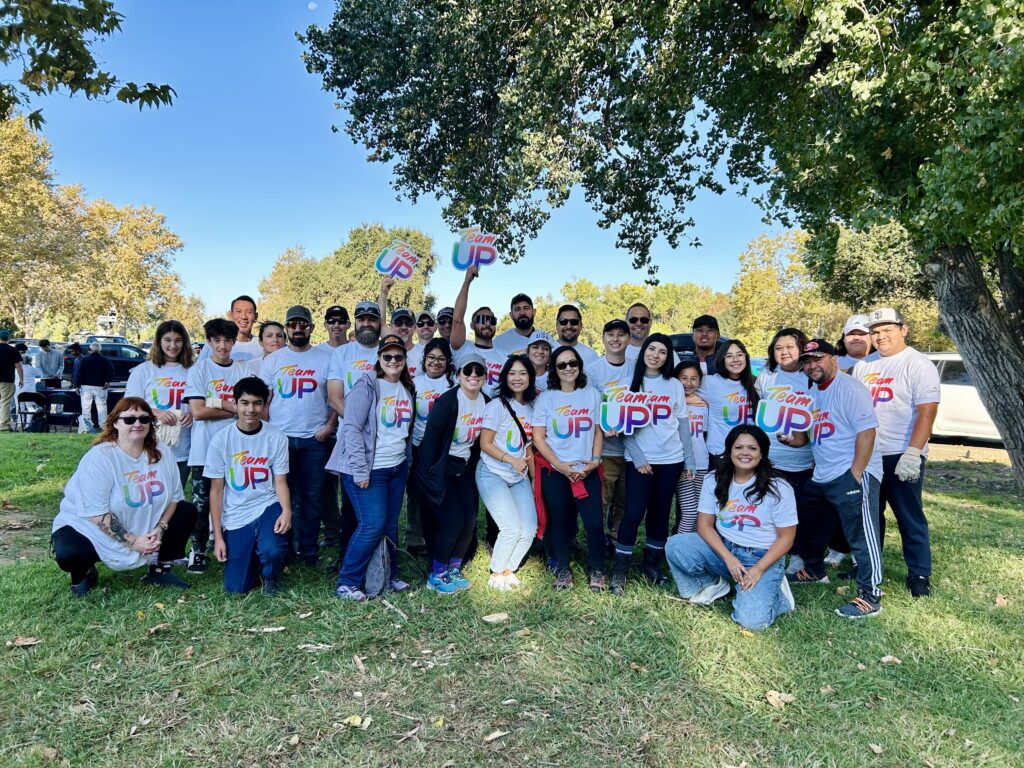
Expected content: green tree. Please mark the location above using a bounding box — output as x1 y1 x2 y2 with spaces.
1 1 174 128
304 0 1024 486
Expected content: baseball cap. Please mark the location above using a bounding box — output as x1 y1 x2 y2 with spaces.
355 300 382 319
324 305 349 321
378 333 406 352
867 307 905 328
843 314 871 334
417 310 436 323
527 334 552 349
286 305 313 323
391 308 415 324
603 319 630 334
800 339 837 359
692 314 720 331
437 306 454 321
458 351 486 370
510 293 533 309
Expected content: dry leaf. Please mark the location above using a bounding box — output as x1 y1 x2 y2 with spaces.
482 612 510 624
154 602 165 610
136 611 145 621
995 595 1008 608
629 662 648 673
440 762 455 768
433 717 445 728
148 623 170 636
288 734 300 746
880 655 902 665
608 648 622 658
857 663 867 671
942 728 956 737
298 611 313 619
360 716 373 730
819 685 836 695
42 747 58 761
501 698 517 705
739 629 755 637
1 500 17 510
6 636 42 648
869 743 884 755
836 586 849 596
354 654 366 673
342 715 363 727
964 739 974 747
765 690 795 708
483 729 510 743
514 627 531 638
298 643 334 652
184 646 194 660
245 626 286 633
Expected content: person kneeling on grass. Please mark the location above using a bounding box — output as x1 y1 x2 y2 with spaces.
51 397 197 596
665 424 797 631
205 377 292 595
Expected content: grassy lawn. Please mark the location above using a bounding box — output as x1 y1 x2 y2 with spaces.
1 433 1022 767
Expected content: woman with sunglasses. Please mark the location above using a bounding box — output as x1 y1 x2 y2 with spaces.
416 352 489 594
665 424 797 630
51 397 198 596
126 320 196 490
532 346 604 590
611 333 696 594
476 354 538 590
329 334 416 601
699 339 759 469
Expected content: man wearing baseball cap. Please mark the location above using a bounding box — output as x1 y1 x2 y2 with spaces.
790 339 884 618
436 307 454 342
390 308 424 376
852 308 940 597
315 304 350 553
318 306 351 352
448 265 507 396
259 305 336 566
691 314 721 375
836 314 878 373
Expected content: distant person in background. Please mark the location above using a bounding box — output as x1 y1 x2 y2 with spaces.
14 344 42 394
554 305 598 366
836 315 879 372
0 330 24 432
318 306 351 352
36 339 63 386
692 315 721 375
199 295 261 362
73 342 114 434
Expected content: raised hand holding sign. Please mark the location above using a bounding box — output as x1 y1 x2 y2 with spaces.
452 227 499 271
375 240 420 280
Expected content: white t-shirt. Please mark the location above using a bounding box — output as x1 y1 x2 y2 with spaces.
412 373 454 446
453 342 506 396
316 340 346 353
687 402 711 471
809 373 882 483
560 341 598 366
493 327 553 357
52 442 184 570
853 347 941 456
184 358 246 466
203 421 289 530
480 398 534 484
449 388 486 460
259 345 332 439
125 361 192 463
327 342 379 394
627 375 689 465
698 474 797 551
585 356 632 458
373 379 414 469
838 350 879 373
754 367 814 471
533 387 601 467
535 373 549 394
16 362 41 394
199 337 262 363
406 343 424 379
699 375 755 456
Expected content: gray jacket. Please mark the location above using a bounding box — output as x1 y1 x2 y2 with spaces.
325 373 413 484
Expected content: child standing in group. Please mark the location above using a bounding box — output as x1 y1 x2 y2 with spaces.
674 358 710 534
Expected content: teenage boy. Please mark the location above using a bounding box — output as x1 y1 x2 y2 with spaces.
206 377 291 594
691 315 721 374
184 318 246 572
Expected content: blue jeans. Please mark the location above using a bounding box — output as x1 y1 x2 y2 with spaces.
338 462 408 588
665 532 791 630
287 436 330 559
475 462 537 573
221 502 288 594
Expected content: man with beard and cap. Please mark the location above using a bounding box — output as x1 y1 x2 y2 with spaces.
585 319 633 556
317 305 351 352
836 314 879 372
493 292 554 356
449 265 508 396
691 314 721 375
624 303 680 365
415 310 437 344
555 304 598 366
259 306 335 566
436 306 454 342
199 295 262 362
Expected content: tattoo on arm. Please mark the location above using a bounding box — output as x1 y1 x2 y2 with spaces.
97 512 131 544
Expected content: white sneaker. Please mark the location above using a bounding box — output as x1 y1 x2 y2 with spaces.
824 548 848 567
779 575 796 613
506 572 521 587
785 555 805 575
488 574 511 591
689 577 731 605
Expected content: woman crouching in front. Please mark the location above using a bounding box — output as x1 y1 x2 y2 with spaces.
665 424 797 630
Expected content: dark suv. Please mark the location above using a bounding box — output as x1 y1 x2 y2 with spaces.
63 343 147 385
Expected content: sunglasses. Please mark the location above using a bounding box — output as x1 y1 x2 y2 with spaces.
417 320 435 327
118 415 153 425
462 363 486 377
627 316 651 325
558 318 580 326
425 354 448 364
394 319 414 328
380 353 406 363
555 359 580 370
325 317 349 325
287 320 310 330
473 314 497 326
438 317 453 325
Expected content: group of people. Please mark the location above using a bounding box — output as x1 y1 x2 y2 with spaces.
47 267 942 630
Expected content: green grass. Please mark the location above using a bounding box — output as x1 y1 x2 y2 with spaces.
1 433 1022 767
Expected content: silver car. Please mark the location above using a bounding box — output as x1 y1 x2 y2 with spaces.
926 353 1001 442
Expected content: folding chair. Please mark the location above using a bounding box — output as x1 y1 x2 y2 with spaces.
45 392 82 433
16 392 47 432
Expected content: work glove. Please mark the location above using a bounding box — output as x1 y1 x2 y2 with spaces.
895 446 923 482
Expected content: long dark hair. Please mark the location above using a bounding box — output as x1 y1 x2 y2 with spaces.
629 332 675 392
95 396 162 464
766 327 809 373
150 320 195 368
422 338 456 387
497 354 537 404
714 425 781 509
374 347 415 399
547 345 589 391
715 339 759 409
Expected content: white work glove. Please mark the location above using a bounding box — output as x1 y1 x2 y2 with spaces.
895 446 923 482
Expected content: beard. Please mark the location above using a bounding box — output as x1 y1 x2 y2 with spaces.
356 327 380 346
513 315 532 330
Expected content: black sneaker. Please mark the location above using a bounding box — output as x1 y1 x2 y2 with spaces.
907 575 931 598
142 563 191 589
553 569 574 590
70 567 98 597
609 554 629 597
835 593 882 619
186 550 208 574
589 570 607 593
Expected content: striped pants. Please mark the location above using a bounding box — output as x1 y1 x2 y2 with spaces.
673 469 708 535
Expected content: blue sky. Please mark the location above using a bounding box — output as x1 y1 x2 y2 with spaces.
15 0 782 319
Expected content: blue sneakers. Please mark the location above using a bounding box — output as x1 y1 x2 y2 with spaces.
447 568 471 591
427 571 459 595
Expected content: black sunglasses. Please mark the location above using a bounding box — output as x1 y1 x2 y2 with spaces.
627 316 651 325
325 317 349 325
417 320 435 327
287 320 311 330
555 359 579 370
118 415 153 425
394 319 414 327
380 353 406 363
438 317 453 325
462 363 486 377
558 318 580 326
473 314 497 326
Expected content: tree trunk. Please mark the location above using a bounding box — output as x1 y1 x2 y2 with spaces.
923 245 1024 491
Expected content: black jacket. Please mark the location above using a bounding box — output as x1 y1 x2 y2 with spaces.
415 387 490 505
73 352 114 388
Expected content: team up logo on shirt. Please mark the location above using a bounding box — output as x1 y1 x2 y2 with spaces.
504 419 533 452
274 365 319 399
861 372 895 404
415 389 442 423
228 450 271 490
380 394 413 428
149 377 186 410
755 387 813 435
206 379 236 403
811 409 837 445
688 410 705 437
718 499 761 531
486 360 503 387
599 387 671 434
121 469 165 508
722 392 754 426
345 360 376 389
551 404 593 439
453 412 484 444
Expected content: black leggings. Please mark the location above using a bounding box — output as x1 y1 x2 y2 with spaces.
425 468 478 566
52 501 198 583
541 469 604 573
616 461 685 552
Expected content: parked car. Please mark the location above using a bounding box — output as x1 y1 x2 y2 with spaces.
140 341 153 352
62 343 147 386
925 353 1001 443
85 334 129 344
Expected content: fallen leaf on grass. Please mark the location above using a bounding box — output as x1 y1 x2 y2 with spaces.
288 734 300 746
41 747 58 761
148 623 170 636
360 716 373 730
869 743 884 755
942 728 956 737
483 729 509 743
995 595 1008 608
857 663 867 671
154 602 165 610
482 612 510 624
880 655 902 665
354 654 366 672
136 611 145 621
608 648 622 658
836 586 849 596
1 500 17 510
298 643 334 652
819 685 835 695
341 715 363 727
245 626 285 633
514 627 531 638
440 761 455 768
298 611 313 619
629 662 648 673
765 691 796 708
501 698 517 705
6 636 42 648
739 629 755 637
964 739 975 747
433 717 445 728
183 646 194 660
